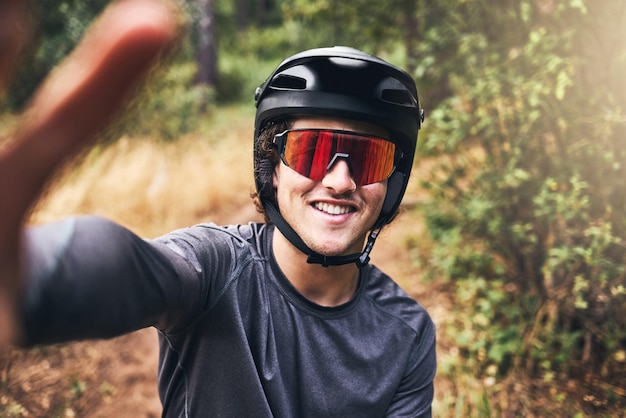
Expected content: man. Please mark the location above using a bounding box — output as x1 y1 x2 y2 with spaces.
0 2 436 417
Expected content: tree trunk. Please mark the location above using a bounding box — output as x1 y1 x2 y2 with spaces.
195 0 217 87
237 0 248 30
403 0 418 76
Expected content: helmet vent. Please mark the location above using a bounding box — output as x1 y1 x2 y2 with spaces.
329 57 367 69
381 89 414 106
270 74 307 90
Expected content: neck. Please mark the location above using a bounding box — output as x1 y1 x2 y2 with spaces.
272 228 361 307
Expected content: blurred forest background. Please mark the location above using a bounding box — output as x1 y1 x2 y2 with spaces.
1 0 626 416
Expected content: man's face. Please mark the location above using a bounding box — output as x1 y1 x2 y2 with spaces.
273 117 388 257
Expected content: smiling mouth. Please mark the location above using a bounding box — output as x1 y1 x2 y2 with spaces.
313 202 355 215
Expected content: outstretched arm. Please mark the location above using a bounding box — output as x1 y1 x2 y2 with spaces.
0 0 179 345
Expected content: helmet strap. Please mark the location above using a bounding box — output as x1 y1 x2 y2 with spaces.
263 199 380 267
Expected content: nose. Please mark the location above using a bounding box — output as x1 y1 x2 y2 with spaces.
321 159 356 193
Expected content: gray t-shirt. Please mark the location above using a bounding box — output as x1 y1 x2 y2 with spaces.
21 216 436 417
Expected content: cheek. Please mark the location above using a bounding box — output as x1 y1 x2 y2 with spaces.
363 182 388 209
273 163 309 191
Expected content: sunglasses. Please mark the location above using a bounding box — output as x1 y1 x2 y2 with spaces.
273 129 402 186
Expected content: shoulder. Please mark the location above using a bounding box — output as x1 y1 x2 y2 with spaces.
361 265 437 386
362 264 435 339
153 222 271 268
155 222 268 247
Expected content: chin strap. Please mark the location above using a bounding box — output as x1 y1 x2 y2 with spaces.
263 199 380 267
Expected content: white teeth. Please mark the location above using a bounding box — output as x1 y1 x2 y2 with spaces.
314 202 352 215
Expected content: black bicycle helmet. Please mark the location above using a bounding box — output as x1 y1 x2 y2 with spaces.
254 46 424 266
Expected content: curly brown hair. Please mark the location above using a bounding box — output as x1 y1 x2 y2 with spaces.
251 118 293 223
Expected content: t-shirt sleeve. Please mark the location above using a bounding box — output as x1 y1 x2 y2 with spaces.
386 317 437 418
19 215 205 346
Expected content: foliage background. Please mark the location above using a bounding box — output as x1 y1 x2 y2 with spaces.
2 0 626 416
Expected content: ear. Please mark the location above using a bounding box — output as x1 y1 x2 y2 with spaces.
272 163 280 187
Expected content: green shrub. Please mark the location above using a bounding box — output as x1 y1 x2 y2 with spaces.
416 0 626 382
120 62 214 141
215 49 280 105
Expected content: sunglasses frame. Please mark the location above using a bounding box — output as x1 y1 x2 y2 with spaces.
273 128 403 186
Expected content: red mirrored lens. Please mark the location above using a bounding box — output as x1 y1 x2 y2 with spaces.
281 129 397 185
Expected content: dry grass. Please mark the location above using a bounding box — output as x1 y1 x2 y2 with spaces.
31 107 263 237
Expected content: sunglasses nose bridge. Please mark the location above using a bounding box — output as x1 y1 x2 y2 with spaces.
323 153 357 192
326 152 352 172
326 153 357 185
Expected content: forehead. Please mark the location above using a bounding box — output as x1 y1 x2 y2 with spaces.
291 116 389 138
